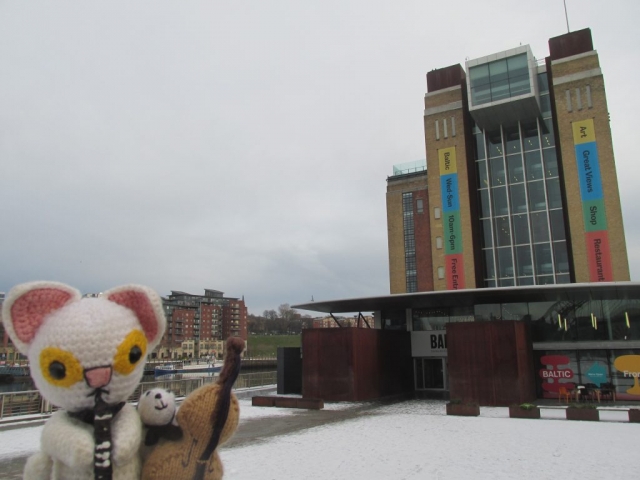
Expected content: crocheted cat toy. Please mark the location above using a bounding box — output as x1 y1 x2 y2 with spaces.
137 388 182 461
141 337 244 480
1 281 166 480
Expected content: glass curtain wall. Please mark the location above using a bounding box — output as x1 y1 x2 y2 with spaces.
402 192 417 292
411 298 640 343
474 71 568 287
469 53 531 106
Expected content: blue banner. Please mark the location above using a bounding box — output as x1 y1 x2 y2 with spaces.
574 141 603 201
440 174 459 212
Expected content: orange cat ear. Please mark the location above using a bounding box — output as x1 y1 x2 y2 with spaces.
104 285 167 349
2 282 81 353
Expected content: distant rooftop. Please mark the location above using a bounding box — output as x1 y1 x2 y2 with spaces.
391 159 426 177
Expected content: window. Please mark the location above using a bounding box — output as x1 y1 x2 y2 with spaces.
539 94 551 116
543 148 558 177
436 236 443 249
504 126 521 155
531 212 550 243
497 247 514 278
416 198 424 213
483 250 495 279
549 210 566 241
512 214 530 244
516 245 533 277
546 178 562 209
494 216 511 247
403 192 417 293
481 219 492 248
474 132 486 160
509 183 527 213
437 267 445 279
469 53 531 106
434 207 441 219
477 160 489 188
490 157 506 186
492 186 508 216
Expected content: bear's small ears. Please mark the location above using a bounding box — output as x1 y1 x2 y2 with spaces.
2 282 81 354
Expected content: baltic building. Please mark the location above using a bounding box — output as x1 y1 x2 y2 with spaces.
388 27 629 293
294 29 640 406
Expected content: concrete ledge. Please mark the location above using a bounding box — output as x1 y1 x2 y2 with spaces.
251 396 324 410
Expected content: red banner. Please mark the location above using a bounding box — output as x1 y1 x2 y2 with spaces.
445 254 465 290
585 231 613 282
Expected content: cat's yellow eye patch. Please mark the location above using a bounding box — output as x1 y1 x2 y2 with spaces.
39 347 84 388
113 330 147 375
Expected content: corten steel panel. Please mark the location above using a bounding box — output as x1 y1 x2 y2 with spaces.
447 321 535 406
515 323 536 401
302 329 354 401
426 64 465 93
353 328 380 400
302 328 412 401
549 28 593 61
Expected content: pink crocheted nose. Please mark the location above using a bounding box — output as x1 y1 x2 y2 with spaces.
84 366 112 389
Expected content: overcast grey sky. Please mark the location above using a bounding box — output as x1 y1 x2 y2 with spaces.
1 2 639 315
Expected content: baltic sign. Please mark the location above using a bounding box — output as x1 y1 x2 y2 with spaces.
410 330 447 356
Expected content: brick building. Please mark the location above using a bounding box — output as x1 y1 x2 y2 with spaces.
387 28 629 293
157 289 248 359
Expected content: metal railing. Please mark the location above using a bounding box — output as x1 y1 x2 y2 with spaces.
0 371 277 421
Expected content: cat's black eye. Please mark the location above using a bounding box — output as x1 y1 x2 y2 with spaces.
49 361 66 380
129 345 143 364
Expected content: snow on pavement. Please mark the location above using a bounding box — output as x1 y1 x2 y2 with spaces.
224 400 637 480
0 399 636 480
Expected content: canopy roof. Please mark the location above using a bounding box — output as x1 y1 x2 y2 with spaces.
292 282 640 314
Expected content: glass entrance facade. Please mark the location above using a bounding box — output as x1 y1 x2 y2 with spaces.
408 285 640 401
415 357 446 390
474 70 569 287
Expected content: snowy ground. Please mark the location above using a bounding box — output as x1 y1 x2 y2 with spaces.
1 399 636 479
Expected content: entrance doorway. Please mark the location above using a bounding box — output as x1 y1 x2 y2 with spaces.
415 357 446 390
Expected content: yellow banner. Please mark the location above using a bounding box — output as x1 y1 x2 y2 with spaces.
438 147 457 175
572 119 596 145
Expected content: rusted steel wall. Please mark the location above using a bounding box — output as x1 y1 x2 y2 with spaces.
549 28 593 61
302 328 412 401
447 321 535 406
426 64 465 93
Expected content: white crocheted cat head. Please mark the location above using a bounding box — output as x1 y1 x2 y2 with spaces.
138 388 178 427
1 281 166 412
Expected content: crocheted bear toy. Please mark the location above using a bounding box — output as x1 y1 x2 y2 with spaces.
141 337 244 480
1 281 166 480
137 388 182 461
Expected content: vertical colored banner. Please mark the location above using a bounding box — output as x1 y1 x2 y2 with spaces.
585 231 613 281
446 254 465 290
438 147 465 289
572 119 612 281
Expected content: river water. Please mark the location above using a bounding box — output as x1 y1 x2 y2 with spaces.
1 367 275 393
